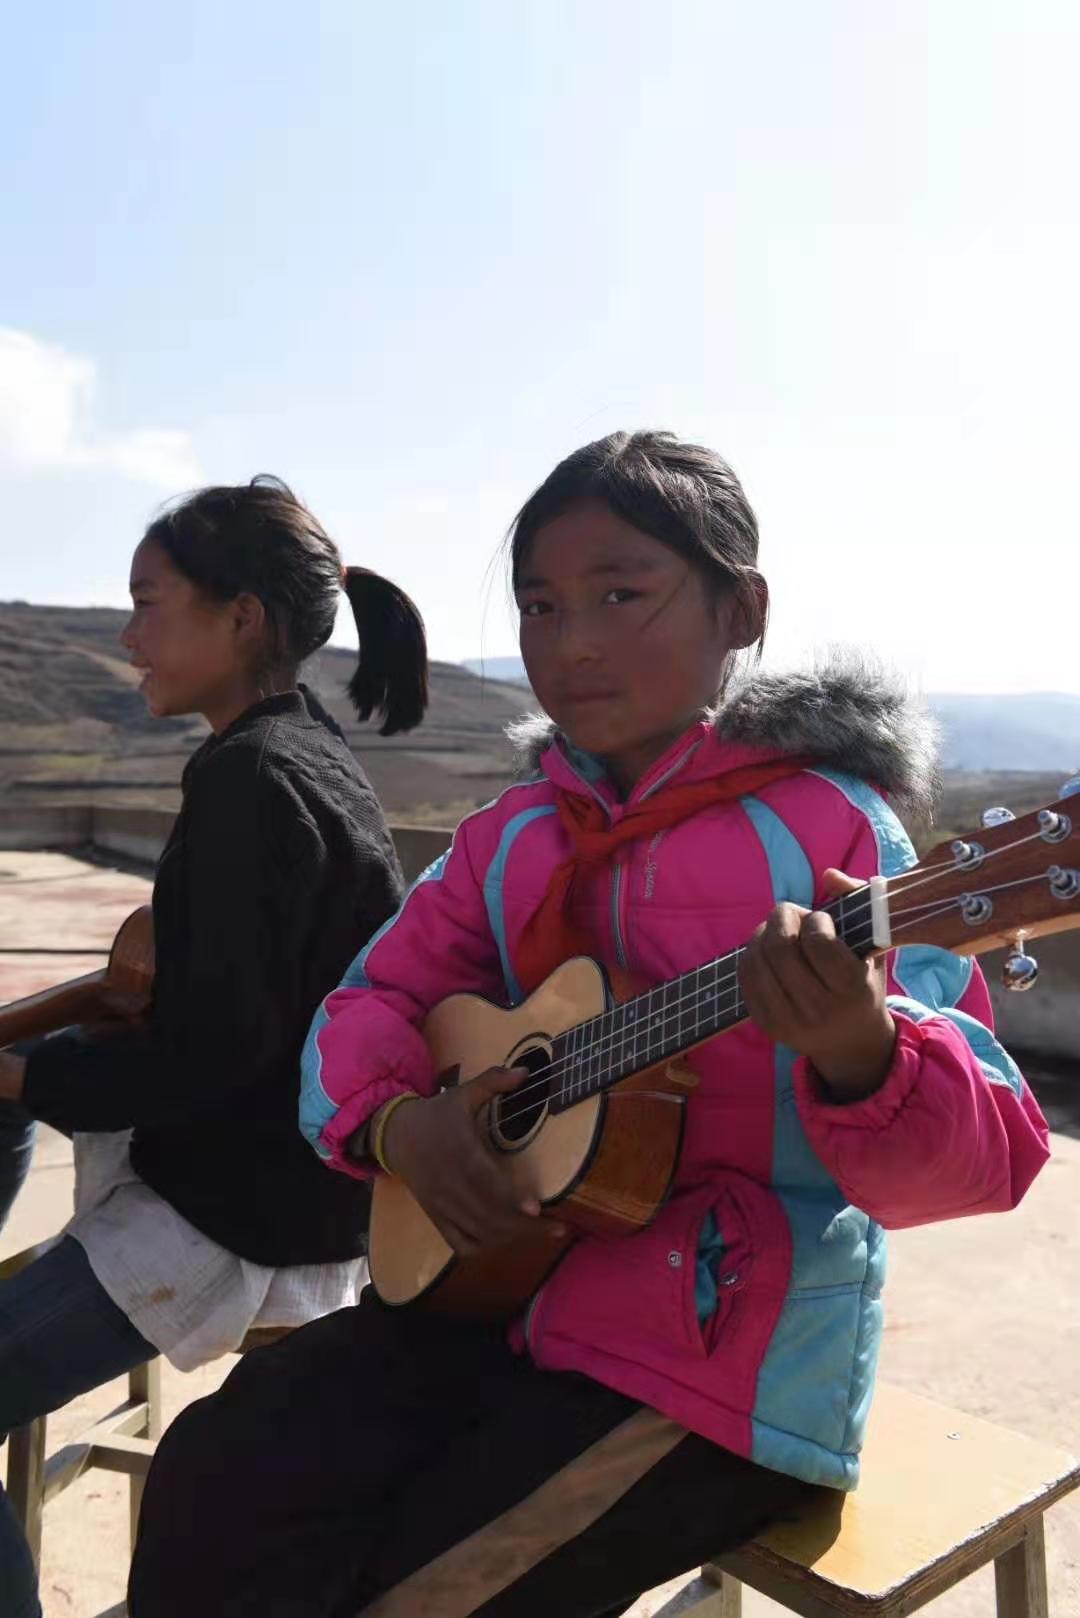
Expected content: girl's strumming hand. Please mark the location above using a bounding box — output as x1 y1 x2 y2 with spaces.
378 1068 567 1256
739 870 897 1101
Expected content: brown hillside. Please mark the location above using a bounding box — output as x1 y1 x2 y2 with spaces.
0 603 530 821
1 603 1074 845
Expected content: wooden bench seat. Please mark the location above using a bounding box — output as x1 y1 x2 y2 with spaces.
640 1383 1080 1618
6 1229 1077 1617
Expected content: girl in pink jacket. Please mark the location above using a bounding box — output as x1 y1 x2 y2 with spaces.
130 431 1050 1618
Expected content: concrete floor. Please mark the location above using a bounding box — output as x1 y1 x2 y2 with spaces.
2 850 1078 1617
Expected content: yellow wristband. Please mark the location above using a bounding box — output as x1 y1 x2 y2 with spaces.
371 1090 421 1174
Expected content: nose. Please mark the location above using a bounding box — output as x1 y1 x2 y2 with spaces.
553 603 603 665
120 615 137 652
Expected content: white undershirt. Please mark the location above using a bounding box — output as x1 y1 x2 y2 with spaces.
64 1131 367 1371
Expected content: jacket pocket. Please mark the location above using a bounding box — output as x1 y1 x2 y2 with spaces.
529 1183 731 1364
695 1198 752 1356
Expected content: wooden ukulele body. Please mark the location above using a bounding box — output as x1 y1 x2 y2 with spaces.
0 905 155 1048
368 956 696 1319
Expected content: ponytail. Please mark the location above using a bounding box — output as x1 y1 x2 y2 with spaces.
342 567 429 736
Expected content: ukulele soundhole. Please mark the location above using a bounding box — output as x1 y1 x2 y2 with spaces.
490 1041 552 1152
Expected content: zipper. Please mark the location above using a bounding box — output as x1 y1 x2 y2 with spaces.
637 737 704 804
563 734 702 974
610 738 702 965
610 861 628 969
577 777 615 821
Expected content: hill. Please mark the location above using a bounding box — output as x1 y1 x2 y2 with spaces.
2 605 1077 836
465 657 1080 773
0 602 530 821
462 656 530 687
928 692 1080 771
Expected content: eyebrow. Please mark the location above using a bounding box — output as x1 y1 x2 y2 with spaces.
129 577 158 593
516 556 664 590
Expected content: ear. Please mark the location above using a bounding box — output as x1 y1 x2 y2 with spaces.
726 570 769 651
231 592 268 649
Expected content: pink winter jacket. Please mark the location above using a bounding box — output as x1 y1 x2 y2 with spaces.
300 665 1050 1489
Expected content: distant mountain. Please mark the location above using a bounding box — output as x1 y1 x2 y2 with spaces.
461 656 531 687
928 692 1080 772
462 659 1080 773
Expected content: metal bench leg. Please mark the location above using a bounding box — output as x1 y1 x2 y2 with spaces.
995 1517 1049 1618
8 1415 47 1571
126 1357 162 1550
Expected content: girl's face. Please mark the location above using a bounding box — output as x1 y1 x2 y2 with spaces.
516 500 752 795
120 538 263 730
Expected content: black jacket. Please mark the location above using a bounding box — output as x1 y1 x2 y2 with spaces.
24 687 403 1265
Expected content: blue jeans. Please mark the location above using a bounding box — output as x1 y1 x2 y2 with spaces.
0 1099 35 1234
0 1236 155 1618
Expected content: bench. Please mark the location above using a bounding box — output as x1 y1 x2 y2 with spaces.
637 1383 1080 1618
6 1234 1077 1616
1 1244 290 1581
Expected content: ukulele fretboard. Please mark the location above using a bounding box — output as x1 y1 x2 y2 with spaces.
546 887 876 1112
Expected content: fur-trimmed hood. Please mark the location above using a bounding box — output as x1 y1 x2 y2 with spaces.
507 656 939 817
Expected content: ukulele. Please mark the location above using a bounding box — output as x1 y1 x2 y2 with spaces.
0 906 155 1048
369 794 1080 1319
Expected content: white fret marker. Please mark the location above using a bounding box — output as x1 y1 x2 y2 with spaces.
869 876 891 949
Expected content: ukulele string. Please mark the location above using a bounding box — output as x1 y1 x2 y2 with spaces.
502 918 876 1121
883 825 1053 901
504 900 878 1116
497 891 938 1130
517 833 1058 1112
503 891 875 1116
501 908 878 1121
497 869 1052 1125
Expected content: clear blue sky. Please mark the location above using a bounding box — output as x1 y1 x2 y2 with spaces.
1 1 1077 691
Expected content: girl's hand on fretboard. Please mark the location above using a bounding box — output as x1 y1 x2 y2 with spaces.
738 869 897 1103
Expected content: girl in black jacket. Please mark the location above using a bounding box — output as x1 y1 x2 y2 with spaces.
0 476 427 1616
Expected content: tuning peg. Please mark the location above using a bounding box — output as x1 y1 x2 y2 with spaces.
1060 775 1080 799
1049 865 1080 900
1002 936 1039 992
1039 809 1072 844
981 807 1016 828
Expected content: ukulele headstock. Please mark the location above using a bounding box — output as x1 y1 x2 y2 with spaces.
884 793 1080 984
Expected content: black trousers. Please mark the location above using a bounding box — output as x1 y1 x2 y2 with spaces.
129 1289 806 1618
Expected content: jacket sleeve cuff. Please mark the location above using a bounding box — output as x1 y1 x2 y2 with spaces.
793 1011 927 1131
306 992 436 1179
318 1078 429 1180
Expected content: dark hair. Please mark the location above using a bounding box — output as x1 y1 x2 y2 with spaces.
144 475 428 735
509 429 767 655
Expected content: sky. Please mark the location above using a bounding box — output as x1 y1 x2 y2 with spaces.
1 1 1078 693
